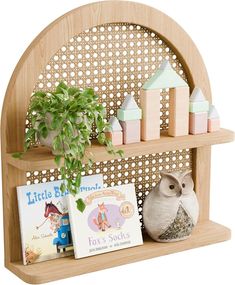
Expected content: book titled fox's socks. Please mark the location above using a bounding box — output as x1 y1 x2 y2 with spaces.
67 184 143 259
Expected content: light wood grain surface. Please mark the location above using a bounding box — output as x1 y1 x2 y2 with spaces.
6 129 234 171
7 221 231 284
193 146 211 221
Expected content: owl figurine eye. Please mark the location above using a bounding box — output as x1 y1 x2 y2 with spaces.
156 172 180 197
182 183 186 188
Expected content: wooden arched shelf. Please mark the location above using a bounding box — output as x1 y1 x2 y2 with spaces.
1 1 234 283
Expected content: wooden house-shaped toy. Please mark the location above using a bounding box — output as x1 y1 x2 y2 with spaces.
208 105 220 132
117 95 141 144
189 87 209 135
140 60 189 140
105 116 123 145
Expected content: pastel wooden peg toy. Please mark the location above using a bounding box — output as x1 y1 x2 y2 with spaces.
189 87 209 135
168 86 189 137
189 112 208 135
189 87 209 113
117 95 142 121
120 120 141 144
140 88 161 141
208 105 220 132
140 60 189 140
117 95 141 144
105 117 123 146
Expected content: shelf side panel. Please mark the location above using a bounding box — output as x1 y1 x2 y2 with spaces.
193 146 211 221
3 164 26 264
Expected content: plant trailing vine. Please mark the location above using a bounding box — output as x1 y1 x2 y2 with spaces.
13 82 123 212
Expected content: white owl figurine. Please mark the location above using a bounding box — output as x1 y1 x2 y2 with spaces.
143 170 199 242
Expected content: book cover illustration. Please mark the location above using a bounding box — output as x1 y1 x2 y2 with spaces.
67 183 143 259
17 174 103 265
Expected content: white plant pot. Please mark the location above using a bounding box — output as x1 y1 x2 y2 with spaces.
38 113 60 155
38 113 81 155
39 130 59 155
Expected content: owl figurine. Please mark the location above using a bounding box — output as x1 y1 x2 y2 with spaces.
143 170 199 242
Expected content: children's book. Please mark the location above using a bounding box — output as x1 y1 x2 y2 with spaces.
17 174 103 265
67 183 143 259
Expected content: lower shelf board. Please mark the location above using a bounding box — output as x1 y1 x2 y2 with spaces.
7 220 231 284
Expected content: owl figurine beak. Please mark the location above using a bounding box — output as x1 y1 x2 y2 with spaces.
177 189 182 197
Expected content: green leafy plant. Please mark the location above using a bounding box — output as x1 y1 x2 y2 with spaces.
14 82 123 212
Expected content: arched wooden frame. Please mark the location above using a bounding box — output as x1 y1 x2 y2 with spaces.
3 1 232 283
1 0 210 259
2 1 211 154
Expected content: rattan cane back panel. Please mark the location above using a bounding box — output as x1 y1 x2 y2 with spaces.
26 148 192 228
26 23 192 228
26 23 188 133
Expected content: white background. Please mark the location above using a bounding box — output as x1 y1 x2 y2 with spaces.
0 0 234 284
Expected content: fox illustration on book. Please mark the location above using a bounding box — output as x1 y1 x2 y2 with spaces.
93 203 111 231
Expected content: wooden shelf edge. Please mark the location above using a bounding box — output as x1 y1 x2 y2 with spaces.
6 220 231 284
5 128 234 171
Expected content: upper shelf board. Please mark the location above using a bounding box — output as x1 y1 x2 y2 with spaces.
6 128 234 171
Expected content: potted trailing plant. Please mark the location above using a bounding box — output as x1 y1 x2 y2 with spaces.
13 82 123 212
